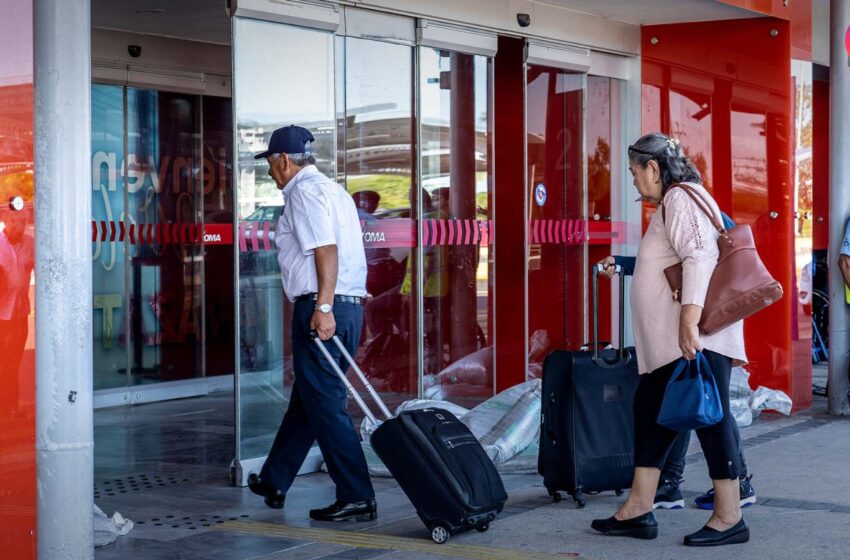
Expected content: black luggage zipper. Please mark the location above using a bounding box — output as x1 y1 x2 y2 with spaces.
445 436 477 450
433 431 494 504
423 419 487 504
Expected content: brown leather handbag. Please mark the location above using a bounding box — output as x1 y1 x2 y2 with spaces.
662 184 784 335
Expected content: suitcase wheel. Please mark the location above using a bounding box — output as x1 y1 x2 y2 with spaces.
475 522 490 533
615 489 625 496
547 488 562 503
571 488 586 509
431 525 450 544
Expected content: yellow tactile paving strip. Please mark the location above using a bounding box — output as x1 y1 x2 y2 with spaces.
215 520 585 560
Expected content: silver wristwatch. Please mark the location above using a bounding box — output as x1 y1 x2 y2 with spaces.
315 303 333 314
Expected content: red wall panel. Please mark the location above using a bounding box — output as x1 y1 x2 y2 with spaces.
642 19 805 406
0 0 36 557
717 0 812 60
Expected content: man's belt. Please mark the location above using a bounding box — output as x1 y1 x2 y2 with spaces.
294 293 364 305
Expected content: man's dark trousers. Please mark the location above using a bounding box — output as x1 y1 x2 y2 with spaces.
259 299 374 503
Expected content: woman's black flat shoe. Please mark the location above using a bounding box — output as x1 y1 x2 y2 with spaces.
684 518 749 546
591 512 658 539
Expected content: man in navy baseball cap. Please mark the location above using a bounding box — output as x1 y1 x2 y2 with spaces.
256 125 318 192
254 125 315 160
247 123 377 522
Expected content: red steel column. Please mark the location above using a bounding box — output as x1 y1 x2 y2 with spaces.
493 36 527 391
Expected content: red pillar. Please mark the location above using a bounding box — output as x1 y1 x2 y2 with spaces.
642 18 803 406
493 36 527 391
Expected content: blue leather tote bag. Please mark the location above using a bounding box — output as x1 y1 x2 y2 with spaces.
657 352 723 431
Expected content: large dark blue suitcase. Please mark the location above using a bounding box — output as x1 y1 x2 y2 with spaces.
312 334 507 544
538 264 639 507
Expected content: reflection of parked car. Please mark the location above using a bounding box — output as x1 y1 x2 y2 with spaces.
240 204 282 243
239 204 282 276
375 207 411 219
243 203 282 223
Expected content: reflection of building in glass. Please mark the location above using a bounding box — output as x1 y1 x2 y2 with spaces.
237 121 335 215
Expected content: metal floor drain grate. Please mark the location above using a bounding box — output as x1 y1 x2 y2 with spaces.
136 514 251 531
94 474 190 499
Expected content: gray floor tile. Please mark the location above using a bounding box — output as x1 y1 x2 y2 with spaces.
94 390 850 560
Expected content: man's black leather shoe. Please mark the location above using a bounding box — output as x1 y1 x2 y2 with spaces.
309 498 377 522
591 512 658 539
247 473 285 509
684 518 749 546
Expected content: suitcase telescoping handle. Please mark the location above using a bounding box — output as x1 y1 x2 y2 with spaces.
591 263 626 361
308 331 393 424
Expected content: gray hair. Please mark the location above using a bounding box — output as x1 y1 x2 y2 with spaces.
628 132 701 193
269 152 317 167
286 152 316 167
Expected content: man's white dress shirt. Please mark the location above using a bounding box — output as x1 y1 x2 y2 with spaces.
274 165 367 302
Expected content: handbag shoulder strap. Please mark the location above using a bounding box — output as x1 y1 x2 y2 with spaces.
661 183 725 234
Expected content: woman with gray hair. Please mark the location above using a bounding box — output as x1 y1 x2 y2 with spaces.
590 132 749 546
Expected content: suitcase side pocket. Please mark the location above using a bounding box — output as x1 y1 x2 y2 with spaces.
403 410 506 511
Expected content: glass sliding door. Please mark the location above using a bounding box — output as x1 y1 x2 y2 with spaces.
92 85 219 400
202 96 236 378
790 60 813 409
92 84 130 391
586 76 624 346
343 37 418 411
230 12 498 479
526 67 586 359
419 47 495 407
232 17 336 472
126 88 205 386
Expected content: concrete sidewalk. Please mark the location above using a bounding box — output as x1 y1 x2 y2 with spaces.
95 387 850 560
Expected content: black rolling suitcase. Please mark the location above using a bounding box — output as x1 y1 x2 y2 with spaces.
538 263 639 508
311 334 507 544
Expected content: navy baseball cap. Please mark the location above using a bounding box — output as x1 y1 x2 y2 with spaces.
254 125 316 159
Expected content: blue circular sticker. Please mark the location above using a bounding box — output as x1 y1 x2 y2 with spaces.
534 182 547 207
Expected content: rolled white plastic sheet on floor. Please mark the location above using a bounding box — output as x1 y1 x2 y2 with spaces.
730 366 793 427
355 380 542 477
751 386 793 417
458 379 542 466
94 504 133 547
730 367 754 427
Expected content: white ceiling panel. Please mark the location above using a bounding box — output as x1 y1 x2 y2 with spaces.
91 0 762 47
533 0 758 26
